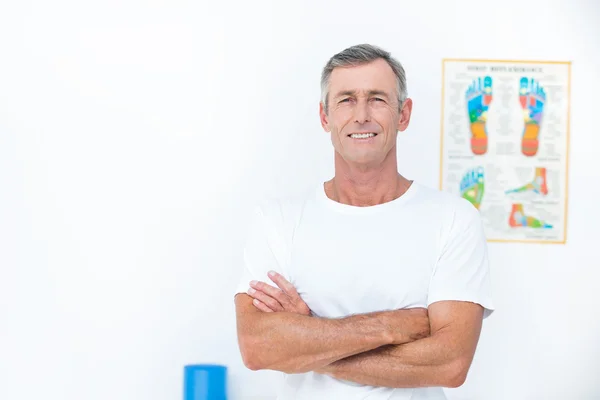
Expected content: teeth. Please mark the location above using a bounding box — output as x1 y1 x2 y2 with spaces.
350 133 376 138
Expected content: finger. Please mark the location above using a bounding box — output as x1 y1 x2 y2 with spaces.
248 288 283 311
267 271 299 297
252 299 273 313
250 280 289 305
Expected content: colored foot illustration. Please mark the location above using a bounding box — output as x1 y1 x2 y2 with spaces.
505 167 549 195
460 167 485 209
519 77 546 157
508 204 552 229
466 76 493 155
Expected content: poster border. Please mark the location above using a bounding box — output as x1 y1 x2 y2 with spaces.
439 58 572 245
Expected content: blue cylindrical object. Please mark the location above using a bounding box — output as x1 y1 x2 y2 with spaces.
184 364 227 400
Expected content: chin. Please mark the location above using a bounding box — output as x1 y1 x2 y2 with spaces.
344 154 382 166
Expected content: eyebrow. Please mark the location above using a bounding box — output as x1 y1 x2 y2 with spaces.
333 90 390 99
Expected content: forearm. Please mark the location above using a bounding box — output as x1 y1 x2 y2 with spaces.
237 306 393 373
320 329 468 388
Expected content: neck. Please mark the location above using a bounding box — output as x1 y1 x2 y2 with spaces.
325 150 412 207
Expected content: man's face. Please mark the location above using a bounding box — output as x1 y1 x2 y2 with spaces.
320 58 412 168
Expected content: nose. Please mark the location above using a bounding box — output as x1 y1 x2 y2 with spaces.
353 100 371 124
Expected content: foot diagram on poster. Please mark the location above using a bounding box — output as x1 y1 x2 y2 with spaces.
440 59 571 243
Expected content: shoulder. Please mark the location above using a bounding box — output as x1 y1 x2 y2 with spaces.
412 183 483 233
250 185 316 231
414 183 479 214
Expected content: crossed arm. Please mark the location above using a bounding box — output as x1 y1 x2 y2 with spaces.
234 271 484 388
313 299 483 388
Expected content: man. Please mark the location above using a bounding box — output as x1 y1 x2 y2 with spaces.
233 44 494 400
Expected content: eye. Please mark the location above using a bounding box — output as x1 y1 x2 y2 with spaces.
339 98 350 103
373 97 384 102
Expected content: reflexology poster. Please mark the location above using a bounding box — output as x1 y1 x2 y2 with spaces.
439 59 571 244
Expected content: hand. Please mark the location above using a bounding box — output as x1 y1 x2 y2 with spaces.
247 271 311 316
382 308 431 344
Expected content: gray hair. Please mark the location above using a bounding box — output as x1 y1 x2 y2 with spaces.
320 44 408 114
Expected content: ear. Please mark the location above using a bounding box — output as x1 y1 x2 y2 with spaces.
397 98 413 132
319 102 331 132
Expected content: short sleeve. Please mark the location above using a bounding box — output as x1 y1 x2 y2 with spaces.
427 202 495 318
234 203 290 297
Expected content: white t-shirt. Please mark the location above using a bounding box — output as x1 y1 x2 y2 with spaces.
235 180 494 400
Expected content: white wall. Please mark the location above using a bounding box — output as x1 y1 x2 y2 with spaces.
1 0 599 399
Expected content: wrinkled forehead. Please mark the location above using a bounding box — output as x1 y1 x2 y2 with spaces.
328 60 398 98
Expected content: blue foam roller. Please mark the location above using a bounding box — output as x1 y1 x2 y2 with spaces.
184 364 227 400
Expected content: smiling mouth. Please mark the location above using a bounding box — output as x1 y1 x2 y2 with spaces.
348 133 378 139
